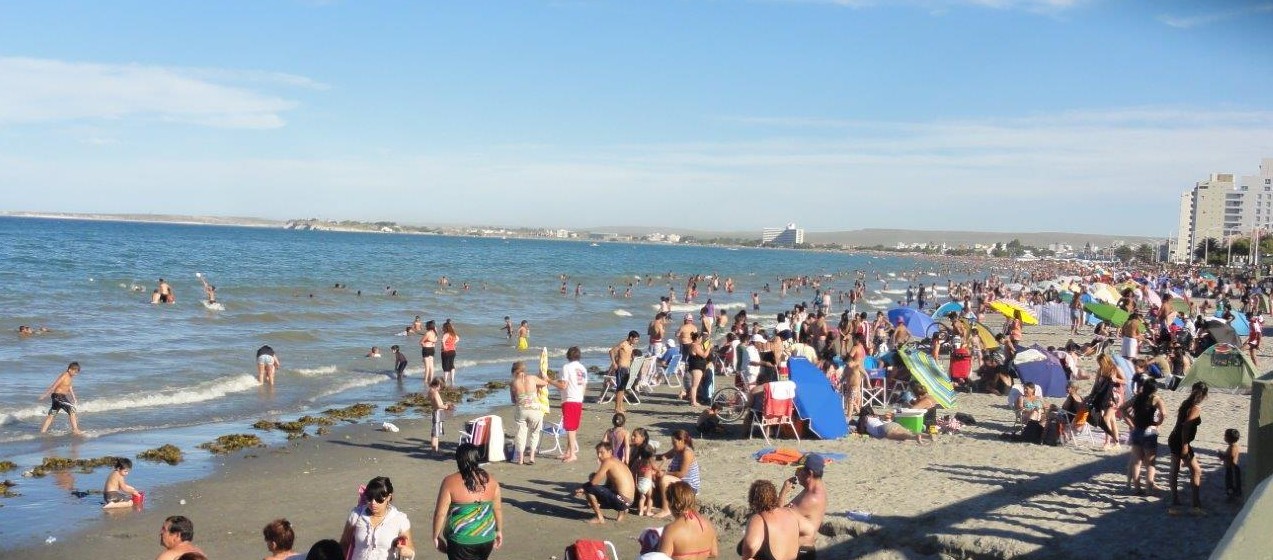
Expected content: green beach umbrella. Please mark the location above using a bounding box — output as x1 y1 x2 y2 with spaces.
1168 299 1190 314
1083 302 1129 327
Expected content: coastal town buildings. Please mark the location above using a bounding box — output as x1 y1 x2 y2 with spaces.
1171 158 1273 263
762 223 805 247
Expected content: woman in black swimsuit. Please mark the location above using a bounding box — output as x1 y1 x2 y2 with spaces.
686 332 710 407
1168 381 1208 514
736 479 810 560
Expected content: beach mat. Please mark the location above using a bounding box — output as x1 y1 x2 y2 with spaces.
786 357 850 439
751 447 848 463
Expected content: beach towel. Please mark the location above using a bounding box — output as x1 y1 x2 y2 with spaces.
764 381 796 417
753 448 848 464
758 448 804 465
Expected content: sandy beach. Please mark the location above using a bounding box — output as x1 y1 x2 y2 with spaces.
7 324 1256 560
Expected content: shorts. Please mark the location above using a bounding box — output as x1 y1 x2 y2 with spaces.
257 354 276 366
1129 429 1158 451
395 361 408 376
431 409 445 438
1121 337 1138 358
562 401 583 432
753 303 760 311
422 346 436 359
104 490 131 503
798 546 818 560
614 367 630 391
441 350 457 372
442 539 495 560
680 343 693 359
49 393 75 415
1168 433 1193 459
636 477 654 495
583 482 631 512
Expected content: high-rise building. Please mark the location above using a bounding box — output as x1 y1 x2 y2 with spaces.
761 223 804 247
1172 158 1273 263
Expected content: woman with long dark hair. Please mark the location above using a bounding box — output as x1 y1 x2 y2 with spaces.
1119 379 1166 495
432 443 502 560
1168 381 1209 514
339 476 414 560
441 322 461 386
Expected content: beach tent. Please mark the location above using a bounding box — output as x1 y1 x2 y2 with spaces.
1202 318 1242 346
1180 343 1257 393
887 307 940 338
897 348 957 409
932 301 963 320
1013 346 1069 398
785 357 849 439
1032 302 1072 326
1214 310 1252 337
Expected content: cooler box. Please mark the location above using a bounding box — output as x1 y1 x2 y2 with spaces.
895 411 925 434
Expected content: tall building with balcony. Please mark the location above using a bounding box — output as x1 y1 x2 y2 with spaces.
1173 158 1273 263
761 223 804 247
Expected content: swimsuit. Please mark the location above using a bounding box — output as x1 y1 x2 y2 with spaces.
445 500 496 545
670 511 713 559
49 393 75 414
668 454 701 493
735 517 777 560
582 482 631 511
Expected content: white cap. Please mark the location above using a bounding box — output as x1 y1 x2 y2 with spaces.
751 334 767 343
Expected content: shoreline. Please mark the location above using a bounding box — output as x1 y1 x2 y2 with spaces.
8 325 1254 559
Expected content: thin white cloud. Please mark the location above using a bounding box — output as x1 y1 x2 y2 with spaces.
1158 2 1273 29
2 107 1270 235
0 57 317 129
780 0 1088 14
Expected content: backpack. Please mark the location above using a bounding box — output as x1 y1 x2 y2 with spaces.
568 539 609 560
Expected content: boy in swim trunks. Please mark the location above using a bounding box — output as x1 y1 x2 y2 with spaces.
103 458 141 506
39 362 83 435
391 345 407 379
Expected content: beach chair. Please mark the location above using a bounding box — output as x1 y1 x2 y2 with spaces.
598 356 647 405
1058 409 1102 447
860 356 889 409
652 351 684 389
460 415 507 463
538 415 567 457
750 380 799 445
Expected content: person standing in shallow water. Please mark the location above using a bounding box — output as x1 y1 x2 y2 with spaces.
256 345 280 385
441 322 460 386
39 362 83 435
420 320 438 386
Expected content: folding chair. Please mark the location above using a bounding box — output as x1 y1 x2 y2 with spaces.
538 416 567 457
1058 408 1103 447
459 415 507 463
598 356 646 405
750 380 799 445
860 371 888 410
651 352 684 389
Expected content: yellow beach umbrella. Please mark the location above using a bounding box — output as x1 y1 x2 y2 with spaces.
969 322 1000 350
538 347 549 377
989 300 1038 325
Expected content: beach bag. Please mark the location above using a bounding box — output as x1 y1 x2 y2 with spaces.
1020 420 1044 444
567 539 609 560
1042 420 1062 446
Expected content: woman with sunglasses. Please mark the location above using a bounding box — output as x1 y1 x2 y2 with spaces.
340 476 415 560
433 443 503 560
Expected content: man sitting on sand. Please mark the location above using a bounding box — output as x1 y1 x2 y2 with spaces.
156 516 204 560
780 453 827 560
575 441 635 524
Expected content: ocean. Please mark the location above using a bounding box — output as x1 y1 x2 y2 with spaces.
0 216 943 547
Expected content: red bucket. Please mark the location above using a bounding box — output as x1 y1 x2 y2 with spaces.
132 491 145 507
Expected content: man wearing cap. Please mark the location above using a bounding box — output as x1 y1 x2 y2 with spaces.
676 314 698 359
780 453 827 559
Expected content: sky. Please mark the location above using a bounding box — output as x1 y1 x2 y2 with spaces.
1 0 1272 236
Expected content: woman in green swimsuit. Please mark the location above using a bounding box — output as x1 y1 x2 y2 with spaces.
432 443 503 560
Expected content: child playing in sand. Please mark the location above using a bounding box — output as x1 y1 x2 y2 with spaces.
428 379 455 453
1223 428 1243 500
697 404 724 437
634 455 656 516
391 345 407 379
103 458 141 508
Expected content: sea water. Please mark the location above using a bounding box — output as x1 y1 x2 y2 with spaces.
0 217 941 546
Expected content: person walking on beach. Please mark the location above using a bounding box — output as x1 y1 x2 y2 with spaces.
420 320 438 386
341 477 415 560
432 443 503 560
441 322 460 386
1168 381 1209 515
156 516 204 560
429 379 456 453
608 330 639 413
256 345 280 385
648 312 668 357
38 362 83 435
780 453 827 560
559 346 588 462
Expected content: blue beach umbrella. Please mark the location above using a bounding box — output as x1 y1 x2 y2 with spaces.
931 301 963 320
888 307 941 338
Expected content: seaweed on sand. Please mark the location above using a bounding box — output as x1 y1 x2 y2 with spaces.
136 444 184 465
197 434 265 455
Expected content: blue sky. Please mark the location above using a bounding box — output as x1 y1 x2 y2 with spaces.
1 0 1271 236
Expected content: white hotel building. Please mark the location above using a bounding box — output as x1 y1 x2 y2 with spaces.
1171 158 1273 263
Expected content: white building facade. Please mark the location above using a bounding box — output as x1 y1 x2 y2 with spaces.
1173 158 1273 263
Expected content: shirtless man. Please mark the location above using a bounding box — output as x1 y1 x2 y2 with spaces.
39 362 83 435
576 441 635 524
647 312 667 356
676 314 699 358
196 274 216 304
607 331 640 414
156 516 204 560
157 278 174 304
780 453 827 559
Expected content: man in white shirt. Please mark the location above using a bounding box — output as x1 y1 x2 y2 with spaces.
559 346 588 463
745 335 763 389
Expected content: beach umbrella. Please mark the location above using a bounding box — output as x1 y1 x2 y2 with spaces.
1167 299 1191 314
1088 284 1120 305
931 301 963 320
1083 302 1129 327
969 322 1000 350
887 307 941 338
988 300 1038 325
1014 346 1069 398
1144 290 1162 308
1202 319 1241 347
898 347 957 409
1201 272 1218 281
539 346 549 376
